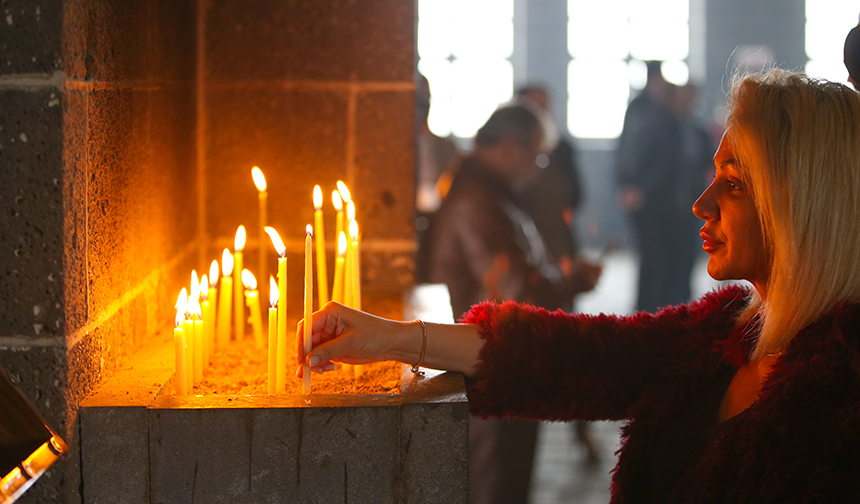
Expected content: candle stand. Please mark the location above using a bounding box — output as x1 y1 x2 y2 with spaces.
78 330 467 503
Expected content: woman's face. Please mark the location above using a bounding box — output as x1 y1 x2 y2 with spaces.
692 131 770 293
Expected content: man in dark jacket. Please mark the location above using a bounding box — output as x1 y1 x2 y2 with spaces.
428 105 600 504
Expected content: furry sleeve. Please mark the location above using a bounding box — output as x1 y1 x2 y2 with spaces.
461 285 749 422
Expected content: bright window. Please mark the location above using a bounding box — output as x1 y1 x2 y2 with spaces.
567 1 689 139
417 0 515 138
804 1 858 85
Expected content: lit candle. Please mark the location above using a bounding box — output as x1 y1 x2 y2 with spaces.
303 225 313 395
268 276 278 395
217 249 233 351
200 274 210 369
233 225 246 341
313 185 329 308
243 270 264 350
332 231 347 304
252 166 268 289
174 289 188 396
183 293 195 392
332 190 344 265
349 219 361 311
265 226 288 393
344 200 357 308
207 260 219 364
190 271 203 384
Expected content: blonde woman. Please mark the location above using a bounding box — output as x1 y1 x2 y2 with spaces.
299 70 860 503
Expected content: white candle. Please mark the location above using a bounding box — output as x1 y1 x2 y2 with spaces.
233 226 246 342
252 167 268 290
265 226 288 393
313 185 329 308
268 276 278 395
303 225 313 395
217 249 233 351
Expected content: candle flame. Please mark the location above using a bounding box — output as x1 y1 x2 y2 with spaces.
242 269 257 290
188 298 202 319
349 219 359 240
190 270 200 301
200 274 209 300
306 224 313 236
313 185 323 210
332 190 343 211
269 276 279 307
336 180 351 203
338 231 348 256
209 260 219 285
235 225 247 251
265 226 286 257
346 200 355 222
251 166 267 192
221 248 234 276
175 288 188 327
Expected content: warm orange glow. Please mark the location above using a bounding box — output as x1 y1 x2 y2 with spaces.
346 200 356 222
234 225 247 251
332 190 343 211
221 248 234 276
306 224 313 237
251 166 267 192
265 226 286 257
269 276 279 307
313 185 323 210
338 231 348 257
337 180 351 203
242 269 257 290
349 219 359 240
200 275 209 300
188 297 202 319
209 260 219 286
175 289 188 327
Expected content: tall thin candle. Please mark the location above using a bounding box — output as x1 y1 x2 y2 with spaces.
243 270 264 350
332 190 344 268
303 225 313 395
265 226 288 393
200 274 210 369
252 167 268 289
349 219 361 311
332 231 347 304
217 249 233 351
207 260 219 364
190 271 202 383
174 290 188 396
268 276 278 395
313 185 329 308
183 296 195 392
233 226 246 341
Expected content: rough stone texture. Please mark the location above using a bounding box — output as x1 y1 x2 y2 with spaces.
63 89 88 338
354 90 416 242
363 249 415 298
0 0 63 74
0 89 65 338
206 0 414 83
80 406 149 504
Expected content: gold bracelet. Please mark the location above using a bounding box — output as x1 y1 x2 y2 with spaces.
410 319 427 375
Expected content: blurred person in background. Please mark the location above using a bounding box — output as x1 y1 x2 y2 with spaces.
844 21 860 90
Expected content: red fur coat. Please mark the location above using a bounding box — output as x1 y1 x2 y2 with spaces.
462 285 860 503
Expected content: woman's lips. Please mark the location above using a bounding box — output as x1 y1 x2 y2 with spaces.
700 230 722 252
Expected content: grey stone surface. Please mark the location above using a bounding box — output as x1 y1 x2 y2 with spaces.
0 89 65 338
80 406 150 504
0 345 68 435
0 0 62 74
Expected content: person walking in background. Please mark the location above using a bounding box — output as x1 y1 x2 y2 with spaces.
427 105 600 504
844 21 860 90
615 61 693 313
516 84 602 464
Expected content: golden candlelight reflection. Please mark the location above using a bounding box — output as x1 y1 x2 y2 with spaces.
234 225 247 251
264 226 286 257
251 166 267 192
221 248 234 276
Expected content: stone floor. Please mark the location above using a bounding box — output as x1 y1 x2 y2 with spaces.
529 249 725 504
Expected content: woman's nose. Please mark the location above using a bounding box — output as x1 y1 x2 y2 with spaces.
692 182 718 221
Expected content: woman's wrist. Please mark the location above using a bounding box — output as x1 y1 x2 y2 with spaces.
385 319 425 366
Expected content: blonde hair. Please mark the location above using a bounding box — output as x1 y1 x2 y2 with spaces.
727 69 860 360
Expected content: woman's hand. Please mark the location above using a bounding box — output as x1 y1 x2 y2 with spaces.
295 302 405 377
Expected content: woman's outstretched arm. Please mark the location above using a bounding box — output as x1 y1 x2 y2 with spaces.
296 302 485 378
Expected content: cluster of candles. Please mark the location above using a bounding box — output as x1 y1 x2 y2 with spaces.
172 167 363 397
